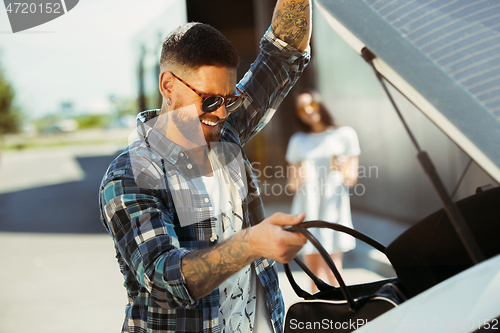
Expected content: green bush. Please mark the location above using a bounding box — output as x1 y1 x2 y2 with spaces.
0 59 19 135
76 114 111 129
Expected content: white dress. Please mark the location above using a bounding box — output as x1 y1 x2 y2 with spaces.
285 126 360 254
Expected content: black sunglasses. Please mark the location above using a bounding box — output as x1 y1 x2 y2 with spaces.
170 71 246 113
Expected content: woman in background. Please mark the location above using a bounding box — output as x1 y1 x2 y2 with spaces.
286 89 360 292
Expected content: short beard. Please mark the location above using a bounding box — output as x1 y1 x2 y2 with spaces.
171 100 202 143
200 113 227 144
168 90 228 146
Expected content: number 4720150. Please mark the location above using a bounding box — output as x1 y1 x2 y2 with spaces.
6 3 62 14
444 319 498 330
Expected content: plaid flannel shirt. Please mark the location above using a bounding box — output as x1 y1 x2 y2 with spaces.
99 27 309 333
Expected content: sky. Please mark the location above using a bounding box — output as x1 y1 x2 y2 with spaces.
0 0 185 120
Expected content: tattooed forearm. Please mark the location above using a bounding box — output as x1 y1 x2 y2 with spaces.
272 0 312 51
181 228 257 300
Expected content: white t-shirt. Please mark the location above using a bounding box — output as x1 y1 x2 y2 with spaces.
201 151 273 333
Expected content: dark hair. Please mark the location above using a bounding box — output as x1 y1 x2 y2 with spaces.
160 23 239 72
293 89 337 133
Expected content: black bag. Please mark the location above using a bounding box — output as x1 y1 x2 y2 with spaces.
385 186 500 298
283 221 407 333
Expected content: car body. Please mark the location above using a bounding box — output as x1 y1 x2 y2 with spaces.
314 0 500 331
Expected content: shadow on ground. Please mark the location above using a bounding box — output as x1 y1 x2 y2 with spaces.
0 153 119 234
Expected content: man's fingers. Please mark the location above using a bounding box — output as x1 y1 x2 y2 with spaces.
269 212 305 226
248 212 308 261
287 232 307 245
280 223 308 245
267 212 307 244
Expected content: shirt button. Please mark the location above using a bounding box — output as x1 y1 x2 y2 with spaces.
179 152 184 157
204 198 209 203
187 164 192 169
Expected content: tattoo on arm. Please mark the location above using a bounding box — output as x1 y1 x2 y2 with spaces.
181 229 256 300
272 1 310 48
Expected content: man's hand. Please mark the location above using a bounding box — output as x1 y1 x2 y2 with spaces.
181 212 306 300
271 0 312 52
249 212 307 263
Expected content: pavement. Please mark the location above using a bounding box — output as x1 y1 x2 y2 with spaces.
0 142 410 333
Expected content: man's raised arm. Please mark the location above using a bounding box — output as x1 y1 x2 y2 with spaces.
180 0 312 302
271 0 312 52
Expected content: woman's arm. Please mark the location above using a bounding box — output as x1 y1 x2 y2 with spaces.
332 155 359 187
287 162 305 193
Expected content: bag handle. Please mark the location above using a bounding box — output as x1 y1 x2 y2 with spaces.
284 224 357 310
287 220 386 252
284 220 387 311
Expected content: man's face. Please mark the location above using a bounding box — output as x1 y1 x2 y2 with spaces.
171 66 237 145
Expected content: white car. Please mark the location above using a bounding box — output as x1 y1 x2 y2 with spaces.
312 0 500 331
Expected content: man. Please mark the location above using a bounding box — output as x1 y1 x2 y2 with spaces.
99 1 311 332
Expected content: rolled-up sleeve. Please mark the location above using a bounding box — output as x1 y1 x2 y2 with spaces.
100 171 198 309
230 26 310 146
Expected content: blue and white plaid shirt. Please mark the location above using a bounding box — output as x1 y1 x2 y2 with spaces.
99 27 309 333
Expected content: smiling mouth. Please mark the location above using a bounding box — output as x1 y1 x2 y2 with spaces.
201 119 218 127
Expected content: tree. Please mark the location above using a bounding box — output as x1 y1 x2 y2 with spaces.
0 58 19 135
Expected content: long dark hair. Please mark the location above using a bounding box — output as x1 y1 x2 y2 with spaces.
293 89 337 133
